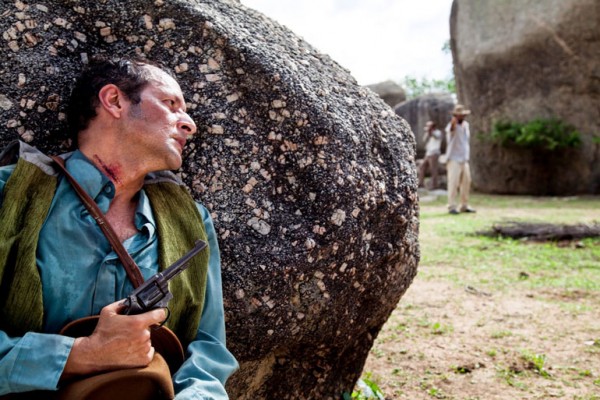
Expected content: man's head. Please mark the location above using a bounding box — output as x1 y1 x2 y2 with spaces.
452 104 471 122
68 55 197 173
67 56 174 146
424 121 436 132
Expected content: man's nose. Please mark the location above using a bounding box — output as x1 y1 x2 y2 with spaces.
178 113 197 136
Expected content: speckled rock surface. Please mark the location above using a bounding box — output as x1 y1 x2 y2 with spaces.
0 0 419 398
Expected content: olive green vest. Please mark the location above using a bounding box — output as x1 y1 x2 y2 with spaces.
0 141 208 347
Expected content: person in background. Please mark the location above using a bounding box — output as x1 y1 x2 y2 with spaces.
0 56 238 398
445 104 476 215
418 120 442 189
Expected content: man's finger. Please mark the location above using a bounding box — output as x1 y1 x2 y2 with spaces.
143 307 168 325
102 299 127 314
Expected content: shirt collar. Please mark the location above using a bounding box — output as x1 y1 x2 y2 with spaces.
136 189 156 235
65 150 113 202
65 150 156 233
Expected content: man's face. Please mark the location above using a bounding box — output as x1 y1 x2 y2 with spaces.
121 66 197 171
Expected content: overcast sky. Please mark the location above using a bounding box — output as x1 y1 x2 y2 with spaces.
241 0 455 86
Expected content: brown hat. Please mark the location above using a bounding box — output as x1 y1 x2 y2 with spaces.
55 316 184 400
57 353 175 400
452 104 471 116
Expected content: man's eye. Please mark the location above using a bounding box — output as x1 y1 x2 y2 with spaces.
165 99 175 106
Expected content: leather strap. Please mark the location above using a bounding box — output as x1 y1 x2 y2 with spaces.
50 156 145 288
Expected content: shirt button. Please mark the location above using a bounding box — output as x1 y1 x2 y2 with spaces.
104 185 113 194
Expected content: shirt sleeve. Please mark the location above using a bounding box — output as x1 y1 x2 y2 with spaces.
172 204 239 399
0 163 76 395
0 331 74 395
0 164 16 209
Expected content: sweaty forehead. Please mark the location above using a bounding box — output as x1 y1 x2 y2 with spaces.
142 65 183 95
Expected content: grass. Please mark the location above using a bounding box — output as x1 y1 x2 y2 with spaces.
357 193 600 399
418 193 600 295
520 350 552 378
345 372 385 400
491 330 513 339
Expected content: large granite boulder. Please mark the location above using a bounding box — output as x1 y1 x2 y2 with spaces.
0 0 419 398
394 93 455 158
450 0 600 195
366 80 406 108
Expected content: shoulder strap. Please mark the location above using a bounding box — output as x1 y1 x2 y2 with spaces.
50 156 145 288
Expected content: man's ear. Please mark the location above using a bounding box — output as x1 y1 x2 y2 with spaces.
97 84 125 119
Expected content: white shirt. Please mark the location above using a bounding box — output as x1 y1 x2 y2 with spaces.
445 120 470 162
424 129 442 156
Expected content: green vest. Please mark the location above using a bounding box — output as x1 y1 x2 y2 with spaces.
0 141 208 347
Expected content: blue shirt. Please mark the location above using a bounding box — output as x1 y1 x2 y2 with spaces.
0 150 238 399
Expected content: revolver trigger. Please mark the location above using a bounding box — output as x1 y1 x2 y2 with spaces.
120 297 133 315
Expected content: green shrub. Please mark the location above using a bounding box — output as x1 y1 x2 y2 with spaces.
489 118 581 151
343 374 385 400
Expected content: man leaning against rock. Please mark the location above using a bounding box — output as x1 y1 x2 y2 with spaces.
0 56 238 399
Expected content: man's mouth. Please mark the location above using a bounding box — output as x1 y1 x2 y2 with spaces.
174 136 186 151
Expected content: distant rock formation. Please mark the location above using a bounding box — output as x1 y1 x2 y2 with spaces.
451 0 600 194
366 80 407 107
0 0 419 398
394 93 455 158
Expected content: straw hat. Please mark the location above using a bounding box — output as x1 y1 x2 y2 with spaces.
452 104 471 116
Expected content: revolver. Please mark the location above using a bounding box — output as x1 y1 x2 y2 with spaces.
121 239 207 316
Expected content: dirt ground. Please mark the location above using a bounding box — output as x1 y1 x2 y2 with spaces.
362 275 600 399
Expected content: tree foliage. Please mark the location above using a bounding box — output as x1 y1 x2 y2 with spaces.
401 75 456 99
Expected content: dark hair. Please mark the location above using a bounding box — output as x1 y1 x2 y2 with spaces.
66 55 172 146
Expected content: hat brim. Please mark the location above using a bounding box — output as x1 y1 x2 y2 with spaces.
453 110 471 116
58 353 174 400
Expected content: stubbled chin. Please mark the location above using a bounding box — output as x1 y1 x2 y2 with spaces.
167 154 183 170
160 144 183 170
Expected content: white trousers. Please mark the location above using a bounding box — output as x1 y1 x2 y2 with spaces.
446 160 471 210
